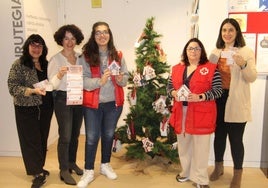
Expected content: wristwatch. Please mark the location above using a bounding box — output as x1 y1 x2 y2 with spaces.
199 94 203 101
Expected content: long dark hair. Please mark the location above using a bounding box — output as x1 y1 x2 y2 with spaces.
216 18 246 49
82 21 119 66
181 38 208 66
20 34 48 69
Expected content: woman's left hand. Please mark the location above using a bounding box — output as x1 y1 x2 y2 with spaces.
188 93 201 102
233 53 246 67
115 72 124 82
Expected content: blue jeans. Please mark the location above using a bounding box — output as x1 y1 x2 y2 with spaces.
83 101 122 170
54 91 83 170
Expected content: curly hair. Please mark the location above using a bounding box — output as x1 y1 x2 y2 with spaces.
54 24 84 46
82 21 119 66
20 34 48 69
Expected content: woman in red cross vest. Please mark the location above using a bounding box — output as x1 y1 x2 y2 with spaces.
167 38 222 188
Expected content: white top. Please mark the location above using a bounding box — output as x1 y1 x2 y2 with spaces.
48 52 80 91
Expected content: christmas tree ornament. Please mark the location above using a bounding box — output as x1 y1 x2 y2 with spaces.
128 87 137 105
128 120 136 140
160 116 169 136
112 136 122 152
155 44 167 63
134 31 147 48
152 95 167 114
133 71 142 87
171 142 178 150
133 71 146 87
143 61 156 80
142 137 154 152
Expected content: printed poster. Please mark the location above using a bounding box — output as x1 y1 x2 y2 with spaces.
256 33 268 73
66 65 83 105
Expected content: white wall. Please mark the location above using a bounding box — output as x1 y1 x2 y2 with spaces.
60 0 192 69
0 0 22 156
0 0 59 156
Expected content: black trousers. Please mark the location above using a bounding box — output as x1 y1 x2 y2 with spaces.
53 91 83 171
213 90 246 169
15 105 53 175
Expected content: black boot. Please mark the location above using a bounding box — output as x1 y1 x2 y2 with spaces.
60 170 76 185
31 174 46 188
69 163 83 175
42 169 50 177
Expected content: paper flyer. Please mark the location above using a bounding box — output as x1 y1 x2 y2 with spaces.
66 65 83 105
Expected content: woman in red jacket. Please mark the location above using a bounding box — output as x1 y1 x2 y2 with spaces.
167 38 222 188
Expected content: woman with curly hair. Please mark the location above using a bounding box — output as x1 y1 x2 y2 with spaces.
48 24 84 185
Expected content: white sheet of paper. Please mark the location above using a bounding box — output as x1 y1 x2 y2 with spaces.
221 50 235 65
66 65 83 105
33 79 53 91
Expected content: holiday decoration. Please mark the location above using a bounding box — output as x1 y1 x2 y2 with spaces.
152 95 168 114
108 60 120 75
160 116 169 137
115 17 178 164
143 62 156 80
128 87 137 106
177 84 191 101
142 138 154 152
112 136 122 152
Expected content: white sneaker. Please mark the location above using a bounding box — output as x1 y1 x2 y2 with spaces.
100 163 117 180
77 169 94 188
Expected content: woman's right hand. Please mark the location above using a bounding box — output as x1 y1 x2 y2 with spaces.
32 88 46 96
57 66 68 79
171 90 179 101
100 69 111 86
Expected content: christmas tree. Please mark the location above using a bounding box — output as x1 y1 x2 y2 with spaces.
114 17 178 164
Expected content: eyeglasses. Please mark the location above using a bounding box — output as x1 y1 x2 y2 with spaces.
30 42 43 49
187 47 201 52
95 30 109 37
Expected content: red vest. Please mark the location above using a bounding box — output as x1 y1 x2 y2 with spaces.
83 51 124 109
169 62 217 135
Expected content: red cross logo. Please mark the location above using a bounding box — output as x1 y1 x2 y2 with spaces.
200 67 209 75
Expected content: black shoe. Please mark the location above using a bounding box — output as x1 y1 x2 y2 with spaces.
60 170 76 185
42 169 50 177
196 184 210 188
31 175 46 188
69 163 83 175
